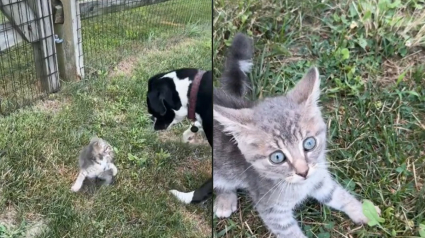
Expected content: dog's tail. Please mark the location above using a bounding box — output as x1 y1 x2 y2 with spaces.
169 178 212 204
220 33 253 97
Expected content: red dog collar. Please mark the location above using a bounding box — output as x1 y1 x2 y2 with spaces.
188 70 205 122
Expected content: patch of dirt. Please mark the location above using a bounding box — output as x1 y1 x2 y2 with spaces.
107 36 198 79
22 213 48 238
379 50 425 87
72 198 95 213
24 219 47 238
34 97 71 114
160 21 184 27
113 114 126 124
157 130 180 143
55 163 77 187
174 157 211 180
180 209 211 236
0 205 48 238
157 128 208 145
183 130 208 145
0 205 18 228
108 56 139 78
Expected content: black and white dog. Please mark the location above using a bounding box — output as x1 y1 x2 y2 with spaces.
147 68 212 204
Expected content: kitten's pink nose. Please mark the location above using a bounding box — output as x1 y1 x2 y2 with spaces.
296 169 309 179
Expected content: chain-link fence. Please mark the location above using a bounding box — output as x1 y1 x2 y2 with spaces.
77 0 211 77
0 0 58 115
0 0 210 115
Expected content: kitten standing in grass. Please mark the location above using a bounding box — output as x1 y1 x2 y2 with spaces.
213 34 372 237
71 137 118 192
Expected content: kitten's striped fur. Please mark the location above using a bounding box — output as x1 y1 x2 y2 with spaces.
71 137 118 192
213 34 370 237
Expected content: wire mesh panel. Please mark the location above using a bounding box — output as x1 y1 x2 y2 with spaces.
77 0 211 77
0 0 58 115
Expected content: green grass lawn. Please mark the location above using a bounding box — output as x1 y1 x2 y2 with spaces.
213 0 425 237
0 7 212 238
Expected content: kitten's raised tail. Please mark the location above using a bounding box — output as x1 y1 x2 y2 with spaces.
169 178 212 204
221 33 253 97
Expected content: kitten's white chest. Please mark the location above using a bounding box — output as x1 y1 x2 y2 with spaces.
85 162 111 178
270 174 322 207
99 160 110 170
263 183 309 208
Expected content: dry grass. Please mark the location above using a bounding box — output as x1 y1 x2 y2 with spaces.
108 56 140 78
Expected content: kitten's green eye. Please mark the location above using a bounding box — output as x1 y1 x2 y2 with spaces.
303 137 316 151
269 151 286 164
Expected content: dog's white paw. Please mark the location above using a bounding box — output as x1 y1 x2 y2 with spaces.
182 127 206 145
214 192 237 218
182 128 195 143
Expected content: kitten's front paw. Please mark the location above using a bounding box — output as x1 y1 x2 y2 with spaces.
110 164 118 176
349 203 381 225
214 192 237 218
71 184 81 192
348 208 368 224
345 200 380 225
112 168 118 176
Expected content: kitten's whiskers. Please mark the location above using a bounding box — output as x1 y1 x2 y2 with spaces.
254 179 284 208
233 164 254 180
274 180 289 204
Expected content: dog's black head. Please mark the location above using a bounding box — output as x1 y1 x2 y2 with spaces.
147 72 183 130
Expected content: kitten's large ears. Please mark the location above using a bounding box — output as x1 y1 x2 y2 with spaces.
90 136 99 143
90 137 102 152
213 105 254 139
287 67 321 107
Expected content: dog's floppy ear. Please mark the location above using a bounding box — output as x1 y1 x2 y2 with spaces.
161 88 179 110
148 87 178 116
148 90 167 116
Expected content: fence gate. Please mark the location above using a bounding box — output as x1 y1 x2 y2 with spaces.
0 0 59 115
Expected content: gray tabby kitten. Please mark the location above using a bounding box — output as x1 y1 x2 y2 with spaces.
213 34 370 237
71 137 118 192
